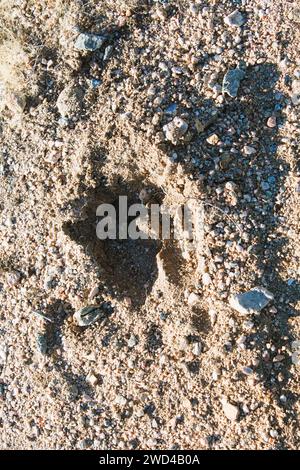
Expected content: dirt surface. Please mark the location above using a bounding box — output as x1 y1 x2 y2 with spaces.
0 0 300 450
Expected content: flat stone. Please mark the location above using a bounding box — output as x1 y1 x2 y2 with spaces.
74 33 106 51
229 287 274 315
221 398 239 421
224 10 246 27
222 67 245 97
73 305 105 326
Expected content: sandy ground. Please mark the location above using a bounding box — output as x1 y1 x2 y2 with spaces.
0 0 300 450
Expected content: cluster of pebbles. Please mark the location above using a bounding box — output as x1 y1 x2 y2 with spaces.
0 0 300 450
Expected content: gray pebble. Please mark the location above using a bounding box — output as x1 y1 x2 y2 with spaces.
74 33 106 51
73 305 105 327
229 287 274 315
36 333 48 355
222 67 245 98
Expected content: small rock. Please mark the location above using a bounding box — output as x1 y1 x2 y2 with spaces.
206 133 219 145
269 429 278 438
221 398 239 421
36 333 47 355
229 287 274 315
73 305 105 327
74 33 106 51
224 10 246 27
243 145 256 156
78 438 91 449
280 394 287 403
127 334 138 348
222 67 245 97
202 272 212 286
86 371 98 386
163 117 188 145
58 116 69 127
192 342 202 356
103 45 113 61
241 366 253 375
225 181 238 192
188 292 201 307
273 354 285 362
115 394 127 406
267 116 277 128
88 286 99 300
219 152 233 169
6 270 21 286
56 83 84 118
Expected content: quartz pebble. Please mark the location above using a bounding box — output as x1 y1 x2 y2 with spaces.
86 372 98 386
188 292 201 306
224 10 246 27
221 398 239 421
192 342 202 356
243 146 256 156
127 334 138 348
267 116 277 128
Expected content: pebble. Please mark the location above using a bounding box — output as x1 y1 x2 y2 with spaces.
229 287 274 315
36 333 48 355
56 83 84 118
163 117 188 145
73 305 105 327
202 272 212 286
243 146 256 156
6 270 21 286
206 134 219 145
86 371 98 386
241 366 253 376
222 67 245 98
267 116 277 128
88 285 99 300
127 334 138 348
188 292 201 306
221 398 239 421
291 80 300 105
58 116 69 127
192 342 202 356
224 10 246 28
269 429 278 438
74 33 106 51
115 395 127 406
